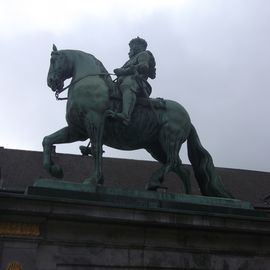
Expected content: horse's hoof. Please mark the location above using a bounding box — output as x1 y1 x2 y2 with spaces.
83 176 104 186
83 178 98 186
97 176 104 186
145 183 159 191
79 146 93 156
83 178 94 185
50 165 64 178
79 145 105 157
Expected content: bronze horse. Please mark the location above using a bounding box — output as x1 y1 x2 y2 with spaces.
44 45 231 198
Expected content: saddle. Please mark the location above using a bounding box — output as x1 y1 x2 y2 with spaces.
108 78 166 110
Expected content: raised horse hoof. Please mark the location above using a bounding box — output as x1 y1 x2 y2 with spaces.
79 145 105 157
50 165 64 179
79 146 93 156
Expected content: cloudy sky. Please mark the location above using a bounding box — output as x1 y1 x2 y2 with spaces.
0 0 270 172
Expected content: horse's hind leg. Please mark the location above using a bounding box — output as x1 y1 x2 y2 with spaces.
173 159 191 194
164 138 191 194
146 166 167 191
145 142 168 190
146 139 181 191
146 128 191 193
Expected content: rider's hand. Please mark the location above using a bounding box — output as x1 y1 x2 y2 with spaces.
113 68 122 76
114 66 135 76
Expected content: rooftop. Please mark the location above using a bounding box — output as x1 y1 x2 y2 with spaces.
0 147 270 209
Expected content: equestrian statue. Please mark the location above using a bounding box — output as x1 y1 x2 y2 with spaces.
43 37 232 198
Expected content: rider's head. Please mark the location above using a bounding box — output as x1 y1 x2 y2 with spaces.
128 37 147 58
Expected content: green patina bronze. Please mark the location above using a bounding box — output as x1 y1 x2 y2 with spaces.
32 179 253 210
43 39 232 198
106 37 156 125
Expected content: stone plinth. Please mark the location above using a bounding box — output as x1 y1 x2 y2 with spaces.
0 187 270 270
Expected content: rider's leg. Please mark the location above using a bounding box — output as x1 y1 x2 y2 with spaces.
116 87 136 125
106 76 138 125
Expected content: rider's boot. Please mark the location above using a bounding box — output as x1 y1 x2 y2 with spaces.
115 89 136 125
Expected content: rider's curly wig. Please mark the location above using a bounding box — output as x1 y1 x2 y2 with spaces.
129 37 148 49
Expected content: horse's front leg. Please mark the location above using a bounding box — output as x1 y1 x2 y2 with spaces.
83 112 105 186
42 126 85 178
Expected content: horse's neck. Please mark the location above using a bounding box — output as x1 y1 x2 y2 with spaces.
66 50 116 97
69 51 101 80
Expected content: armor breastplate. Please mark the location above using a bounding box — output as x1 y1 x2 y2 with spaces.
122 51 156 79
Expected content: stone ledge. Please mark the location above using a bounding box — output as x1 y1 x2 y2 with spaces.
1 190 270 269
0 191 270 235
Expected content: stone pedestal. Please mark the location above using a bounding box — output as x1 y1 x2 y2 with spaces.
0 185 270 270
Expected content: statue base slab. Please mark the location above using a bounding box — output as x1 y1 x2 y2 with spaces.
26 178 256 217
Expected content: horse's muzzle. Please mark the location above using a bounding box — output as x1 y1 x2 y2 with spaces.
47 77 55 91
47 77 63 92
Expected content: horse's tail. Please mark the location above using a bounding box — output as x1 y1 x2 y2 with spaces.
187 124 233 198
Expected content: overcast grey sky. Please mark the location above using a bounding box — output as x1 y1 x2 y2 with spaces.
0 0 270 172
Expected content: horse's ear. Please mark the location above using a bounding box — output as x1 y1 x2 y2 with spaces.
52 44 58 52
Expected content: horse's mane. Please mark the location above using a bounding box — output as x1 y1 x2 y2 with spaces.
66 49 116 95
72 50 110 74
90 54 116 95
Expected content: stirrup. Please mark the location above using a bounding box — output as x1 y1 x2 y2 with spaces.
115 112 130 125
105 110 130 125
105 109 117 118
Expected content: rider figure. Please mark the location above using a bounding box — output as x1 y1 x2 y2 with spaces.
112 37 156 125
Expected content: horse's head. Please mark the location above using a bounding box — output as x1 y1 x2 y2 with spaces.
47 44 70 92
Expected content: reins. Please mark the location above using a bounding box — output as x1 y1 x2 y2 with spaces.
54 71 161 124
55 72 115 100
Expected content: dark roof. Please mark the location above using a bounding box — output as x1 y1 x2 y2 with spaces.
0 147 270 207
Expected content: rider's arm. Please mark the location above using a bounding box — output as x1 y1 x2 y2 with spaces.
114 52 151 76
134 52 151 75
114 66 135 76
